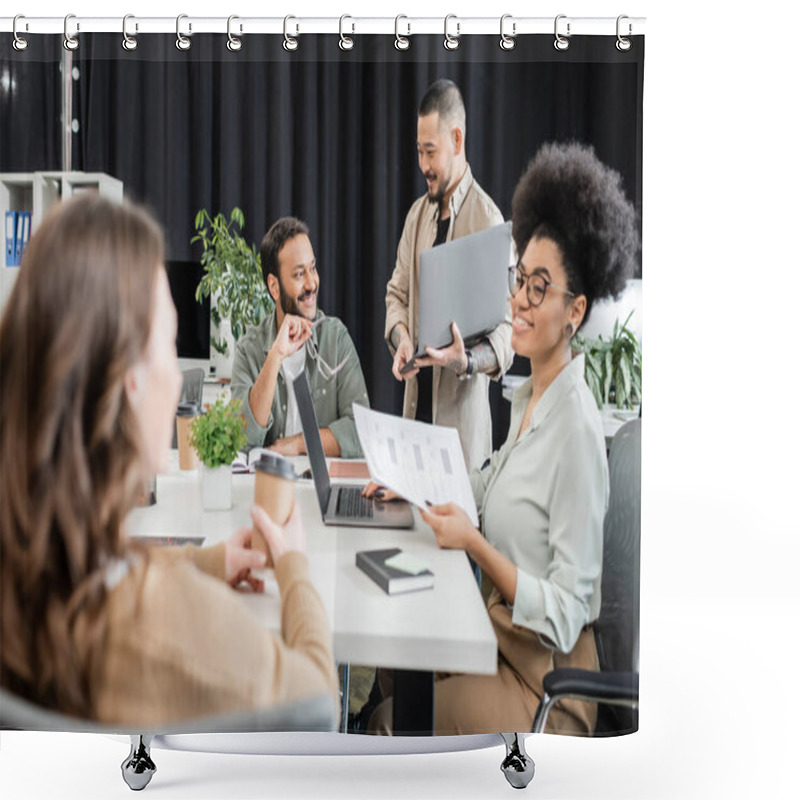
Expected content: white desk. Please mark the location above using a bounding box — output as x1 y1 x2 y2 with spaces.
127 456 497 678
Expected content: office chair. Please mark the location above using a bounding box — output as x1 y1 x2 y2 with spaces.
181 367 205 408
172 367 205 447
0 686 339 790
531 417 641 735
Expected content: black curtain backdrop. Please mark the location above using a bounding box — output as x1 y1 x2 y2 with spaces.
1 33 643 448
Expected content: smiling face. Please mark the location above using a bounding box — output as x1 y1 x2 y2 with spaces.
511 236 586 367
269 233 319 322
417 112 461 207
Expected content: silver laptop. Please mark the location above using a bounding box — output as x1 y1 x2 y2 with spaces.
406 221 512 368
292 372 414 528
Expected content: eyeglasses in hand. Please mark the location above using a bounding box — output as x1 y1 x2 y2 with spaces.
306 318 350 380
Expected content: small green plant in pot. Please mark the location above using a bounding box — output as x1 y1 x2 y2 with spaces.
574 311 642 410
190 399 247 510
192 208 274 376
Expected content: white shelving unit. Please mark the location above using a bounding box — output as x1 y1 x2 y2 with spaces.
1 171 123 312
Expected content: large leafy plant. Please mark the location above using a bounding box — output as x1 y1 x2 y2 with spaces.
192 207 274 354
574 311 642 410
190 399 247 468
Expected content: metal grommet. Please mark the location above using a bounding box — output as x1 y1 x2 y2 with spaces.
12 15 28 51
339 15 354 51
444 13 459 51
64 14 79 51
500 14 516 51
283 16 298 51
227 15 242 52
554 14 570 51
616 15 632 52
176 14 191 51
122 14 138 51
394 14 410 51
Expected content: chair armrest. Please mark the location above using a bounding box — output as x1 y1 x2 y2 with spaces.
0 688 339 735
542 668 638 704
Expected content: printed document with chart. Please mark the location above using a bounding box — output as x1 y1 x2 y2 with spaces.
353 405 479 526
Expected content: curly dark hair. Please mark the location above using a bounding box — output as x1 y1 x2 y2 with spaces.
511 142 639 328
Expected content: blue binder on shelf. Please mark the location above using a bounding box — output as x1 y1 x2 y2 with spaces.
5 210 15 267
18 211 31 265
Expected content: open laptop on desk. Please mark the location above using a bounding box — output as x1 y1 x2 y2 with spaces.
292 371 414 528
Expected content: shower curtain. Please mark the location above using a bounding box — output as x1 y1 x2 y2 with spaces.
1 19 643 742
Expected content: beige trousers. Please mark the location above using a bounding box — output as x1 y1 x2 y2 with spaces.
369 588 598 736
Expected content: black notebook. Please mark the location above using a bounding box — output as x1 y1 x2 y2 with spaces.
356 548 434 595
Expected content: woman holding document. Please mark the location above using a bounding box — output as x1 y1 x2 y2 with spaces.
0 196 338 724
367 142 639 734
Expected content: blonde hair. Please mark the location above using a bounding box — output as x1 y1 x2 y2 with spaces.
0 195 164 715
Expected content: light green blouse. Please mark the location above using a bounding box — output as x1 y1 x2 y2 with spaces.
470 354 608 654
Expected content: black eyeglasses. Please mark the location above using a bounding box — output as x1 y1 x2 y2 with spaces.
507 264 574 308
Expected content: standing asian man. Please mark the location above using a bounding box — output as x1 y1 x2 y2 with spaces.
384 79 513 471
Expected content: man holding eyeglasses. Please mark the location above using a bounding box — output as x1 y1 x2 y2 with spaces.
231 216 369 457
385 79 514 471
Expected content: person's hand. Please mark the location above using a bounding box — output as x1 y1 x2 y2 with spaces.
392 331 418 381
272 314 313 362
415 322 468 375
250 502 307 566
362 481 402 502
420 502 479 552
224 527 268 591
271 433 305 456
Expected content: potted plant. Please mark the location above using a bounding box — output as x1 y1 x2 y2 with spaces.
574 311 642 410
190 399 247 510
192 208 274 379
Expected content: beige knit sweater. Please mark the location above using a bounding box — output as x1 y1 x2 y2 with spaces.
83 543 339 726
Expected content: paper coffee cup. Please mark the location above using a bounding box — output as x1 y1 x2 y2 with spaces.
253 454 297 561
176 402 200 471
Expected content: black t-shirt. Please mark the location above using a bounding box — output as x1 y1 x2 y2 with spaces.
414 216 450 424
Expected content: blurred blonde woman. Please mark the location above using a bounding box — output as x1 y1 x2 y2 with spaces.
0 195 338 724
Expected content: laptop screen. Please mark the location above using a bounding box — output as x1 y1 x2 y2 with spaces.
417 221 512 355
291 371 331 514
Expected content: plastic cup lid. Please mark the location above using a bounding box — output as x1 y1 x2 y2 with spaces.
254 453 297 481
176 402 200 417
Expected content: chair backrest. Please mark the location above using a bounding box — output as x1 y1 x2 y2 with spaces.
594 418 641 733
0 686 339 735
172 368 205 448
181 368 205 407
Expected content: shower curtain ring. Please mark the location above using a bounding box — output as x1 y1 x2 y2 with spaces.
227 15 242 51
176 14 191 51
64 14 79 51
554 14 570 51
444 14 460 51
500 14 516 50
12 15 28 51
339 15 355 50
394 15 410 51
616 15 632 51
122 15 138 51
283 15 299 51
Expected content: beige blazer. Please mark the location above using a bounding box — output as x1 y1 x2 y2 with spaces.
384 165 514 472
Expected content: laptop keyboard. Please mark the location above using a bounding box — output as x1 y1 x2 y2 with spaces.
336 487 375 519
